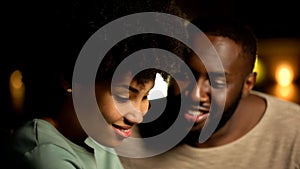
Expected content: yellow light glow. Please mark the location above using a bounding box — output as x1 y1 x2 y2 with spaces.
275 64 294 87
10 70 23 89
253 58 265 84
274 83 295 100
9 69 25 113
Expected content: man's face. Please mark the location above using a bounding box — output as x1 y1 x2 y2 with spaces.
182 34 251 136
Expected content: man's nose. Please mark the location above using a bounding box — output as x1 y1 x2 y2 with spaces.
191 79 210 102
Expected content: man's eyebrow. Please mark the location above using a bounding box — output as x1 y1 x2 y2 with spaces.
208 72 228 77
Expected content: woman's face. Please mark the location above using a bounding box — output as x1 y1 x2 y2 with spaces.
95 72 154 147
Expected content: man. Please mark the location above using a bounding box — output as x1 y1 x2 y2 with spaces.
119 17 300 169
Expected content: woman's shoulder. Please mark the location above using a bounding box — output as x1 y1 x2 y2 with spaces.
9 119 85 167
10 119 73 153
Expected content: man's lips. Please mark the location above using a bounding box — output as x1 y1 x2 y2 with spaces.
184 106 210 123
112 124 133 138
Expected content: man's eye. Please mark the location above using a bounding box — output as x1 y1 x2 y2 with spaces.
210 79 226 89
208 73 227 89
113 95 129 103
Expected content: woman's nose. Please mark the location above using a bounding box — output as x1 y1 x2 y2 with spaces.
123 101 148 124
124 112 143 124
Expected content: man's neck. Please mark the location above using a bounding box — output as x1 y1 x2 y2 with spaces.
186 94 266 148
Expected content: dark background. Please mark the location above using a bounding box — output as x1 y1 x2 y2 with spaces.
176 0 300 38
3 0 300 64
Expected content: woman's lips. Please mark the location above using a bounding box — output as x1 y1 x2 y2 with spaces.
112 124 133 138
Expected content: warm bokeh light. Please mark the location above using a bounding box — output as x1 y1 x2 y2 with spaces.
9 69 25 113
275 64 294 87
10 70 23 89
253 57 265 84
273 83 296 101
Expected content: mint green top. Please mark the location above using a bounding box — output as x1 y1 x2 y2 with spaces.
9 119 124 169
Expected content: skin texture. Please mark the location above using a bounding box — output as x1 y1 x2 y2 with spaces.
46 71 154 149
95 72 154 147
182 34 266 148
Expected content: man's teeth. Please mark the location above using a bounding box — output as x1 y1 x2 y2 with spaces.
188 110 203 116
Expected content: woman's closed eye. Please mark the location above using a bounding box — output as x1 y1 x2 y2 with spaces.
142 93 149 100
113 94 130 103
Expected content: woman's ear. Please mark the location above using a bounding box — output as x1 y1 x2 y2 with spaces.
60 74 72 93
242 72 257 97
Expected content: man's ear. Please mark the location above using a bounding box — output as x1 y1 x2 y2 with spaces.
242 72 257 97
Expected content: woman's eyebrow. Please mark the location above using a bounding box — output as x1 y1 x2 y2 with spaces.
128 86 139 93
115 85 139 93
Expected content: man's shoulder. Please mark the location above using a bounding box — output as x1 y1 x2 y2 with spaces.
251 90 300 110
251 90 300 126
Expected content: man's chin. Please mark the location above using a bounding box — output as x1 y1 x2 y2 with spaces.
181 129 203 146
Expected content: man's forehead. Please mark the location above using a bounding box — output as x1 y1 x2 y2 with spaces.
192 34 218 57
189 53 225 72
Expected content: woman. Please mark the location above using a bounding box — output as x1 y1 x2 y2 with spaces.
8 22 167 168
